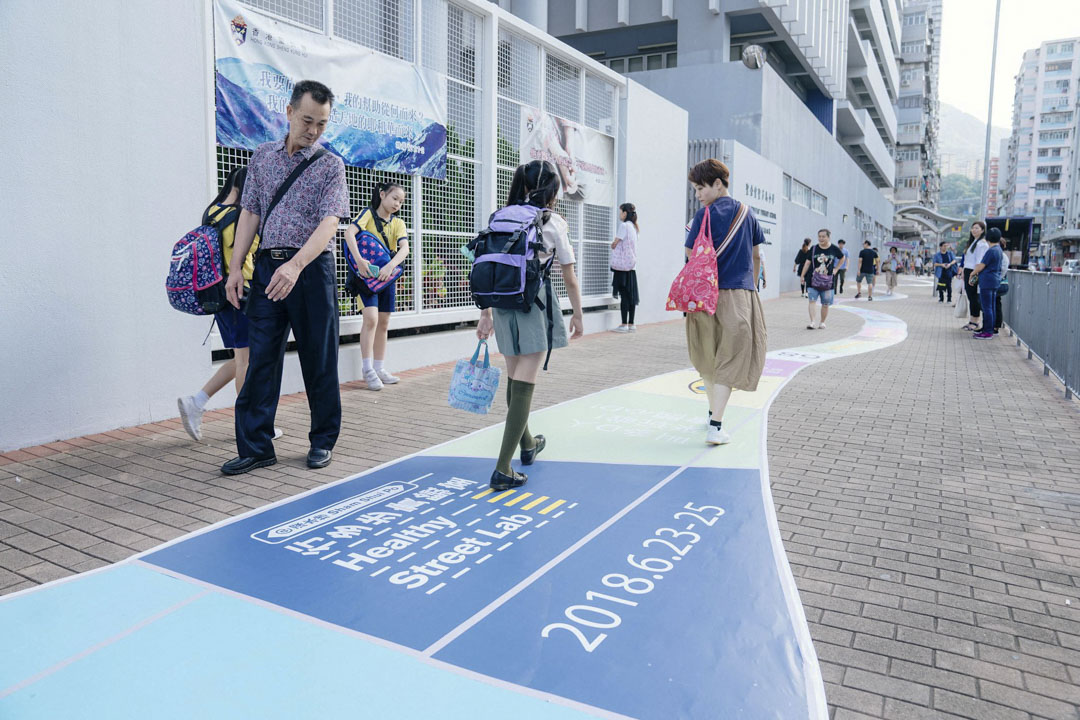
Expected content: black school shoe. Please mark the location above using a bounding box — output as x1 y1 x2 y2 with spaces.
490 468 527 491
221 456 277 475
520 435 546 466
307 448 333 469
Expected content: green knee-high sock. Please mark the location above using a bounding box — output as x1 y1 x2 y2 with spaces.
506 379 535 450
497 379 535 475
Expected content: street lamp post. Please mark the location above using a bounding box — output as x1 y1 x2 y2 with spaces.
980 0 1003 219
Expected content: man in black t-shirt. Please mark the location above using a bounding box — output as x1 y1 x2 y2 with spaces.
855 240 878 301
801 229 844 328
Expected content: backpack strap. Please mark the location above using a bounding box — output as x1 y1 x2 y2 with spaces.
261 148 328 238
714 201 749 258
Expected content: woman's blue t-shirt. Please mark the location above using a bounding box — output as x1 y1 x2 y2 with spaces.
979 245 1004 290
684 196 765 291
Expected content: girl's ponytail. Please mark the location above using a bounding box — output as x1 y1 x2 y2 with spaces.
620 202 639 232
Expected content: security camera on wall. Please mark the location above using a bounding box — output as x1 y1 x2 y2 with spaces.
742 45 767 69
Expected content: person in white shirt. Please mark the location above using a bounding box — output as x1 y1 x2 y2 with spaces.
960 221 989 331
610 202 639 333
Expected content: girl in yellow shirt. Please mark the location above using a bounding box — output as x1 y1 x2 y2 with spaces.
344 182 409 390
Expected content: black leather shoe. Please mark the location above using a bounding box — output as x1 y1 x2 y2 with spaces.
221 456 276 475
490 468 527 491
520 435 546 466
307 448 333 469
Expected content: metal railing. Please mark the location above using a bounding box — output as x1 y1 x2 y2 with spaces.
1003 270 1080 399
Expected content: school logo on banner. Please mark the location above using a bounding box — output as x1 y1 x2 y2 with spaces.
230 14 248 45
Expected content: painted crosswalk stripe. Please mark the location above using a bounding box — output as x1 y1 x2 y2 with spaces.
520 495 550 511
472 488 496 499
539 499 566 515
488 490 515 503
503 491 533 507
451 503 476 516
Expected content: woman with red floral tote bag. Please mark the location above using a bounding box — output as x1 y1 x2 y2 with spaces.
675 159 768 446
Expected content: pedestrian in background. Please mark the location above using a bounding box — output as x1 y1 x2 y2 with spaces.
221 80 349 475
802 229 843 329
932 241 956 303
610 202 639 333
970 227 1004 340
914 255 923 276
854 240 878 300
684 158 767 446
884 246 900 296
960 221 989 331
833 239 849 294
794 238 811 297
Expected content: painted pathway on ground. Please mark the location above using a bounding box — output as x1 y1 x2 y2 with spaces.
0 305 906 720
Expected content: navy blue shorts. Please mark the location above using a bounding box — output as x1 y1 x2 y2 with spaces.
215 304 250 348
359 282 397 313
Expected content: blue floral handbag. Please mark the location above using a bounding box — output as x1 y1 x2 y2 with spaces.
448 340 501 415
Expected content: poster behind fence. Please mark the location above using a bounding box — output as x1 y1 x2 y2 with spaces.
520 106 615 206
214 0 447 179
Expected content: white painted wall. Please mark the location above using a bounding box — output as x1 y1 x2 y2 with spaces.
619 80 691 324
0 5 688 452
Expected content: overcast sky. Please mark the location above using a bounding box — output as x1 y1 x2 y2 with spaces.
939 0 1080 130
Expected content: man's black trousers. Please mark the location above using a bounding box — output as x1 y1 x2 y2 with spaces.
236 251 340 459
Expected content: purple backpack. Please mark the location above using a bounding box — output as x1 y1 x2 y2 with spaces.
467 204 551 312
166 207 237 315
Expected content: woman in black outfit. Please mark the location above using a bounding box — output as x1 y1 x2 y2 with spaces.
794 238 812 297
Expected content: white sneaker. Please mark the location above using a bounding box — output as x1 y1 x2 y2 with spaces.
376 368 400 385
273 427 284 440
706 426 732 445
612 325 629 333
364 369 383 391
818 322 827 329
177 396 203 442
627 326 637 333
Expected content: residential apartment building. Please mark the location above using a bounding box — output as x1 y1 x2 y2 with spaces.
1000 37 1078 230
496 0 899 293
986 156 999 216
894 0 941 209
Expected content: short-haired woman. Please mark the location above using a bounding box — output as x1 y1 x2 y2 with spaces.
684 159 768 445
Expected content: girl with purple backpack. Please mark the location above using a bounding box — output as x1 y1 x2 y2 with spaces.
177 168 280 442
476 160 584 491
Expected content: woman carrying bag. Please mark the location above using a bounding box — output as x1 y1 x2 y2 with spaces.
960 221 989 331
476 160 584 491
670 158 767 446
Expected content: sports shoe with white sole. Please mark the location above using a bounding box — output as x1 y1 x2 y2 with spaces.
818 322 827 329
177 396 203 442
376 369 400 385
706 426 732 445
273 427 284 440
364 369 383 391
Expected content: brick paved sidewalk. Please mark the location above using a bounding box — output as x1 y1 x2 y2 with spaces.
2 285 1079 719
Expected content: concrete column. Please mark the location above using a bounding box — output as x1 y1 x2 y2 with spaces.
512 0 547 33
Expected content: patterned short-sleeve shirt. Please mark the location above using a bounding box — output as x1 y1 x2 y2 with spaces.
241 138 349 252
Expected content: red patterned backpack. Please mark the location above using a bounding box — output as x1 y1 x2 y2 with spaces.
666 201 749 314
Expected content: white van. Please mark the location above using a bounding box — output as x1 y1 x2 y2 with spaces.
1063 259 1080 275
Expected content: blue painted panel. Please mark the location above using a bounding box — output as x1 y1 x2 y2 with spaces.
436 468 810 720
0 591 601 719
143 456 676 652
0 565 202 691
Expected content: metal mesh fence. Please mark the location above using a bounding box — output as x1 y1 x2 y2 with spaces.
1003 271 1080 399
584 73 617 134
242 0 324 30
333 0 415 61
545 53 581 122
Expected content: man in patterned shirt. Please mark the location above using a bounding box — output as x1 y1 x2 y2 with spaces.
221 80 349 475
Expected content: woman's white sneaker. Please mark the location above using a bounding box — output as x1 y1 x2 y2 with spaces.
364 369 384 391
706 426 732 445
177 396 203 442
376 369 400 384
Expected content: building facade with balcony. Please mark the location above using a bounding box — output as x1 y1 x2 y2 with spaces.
986 156 1000 216
493 0 899 294
893 0 941 212
1001 37 1079 231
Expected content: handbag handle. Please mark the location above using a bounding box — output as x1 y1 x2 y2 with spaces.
471 339 491 368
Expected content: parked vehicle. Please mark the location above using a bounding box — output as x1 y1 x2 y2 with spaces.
1063 259 1080 274
984 216 1041 268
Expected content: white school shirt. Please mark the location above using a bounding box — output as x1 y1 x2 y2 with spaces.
610 220 638 271
540 212 576 265
963 238 989 270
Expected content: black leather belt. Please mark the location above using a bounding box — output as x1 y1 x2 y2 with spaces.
259 248 300 261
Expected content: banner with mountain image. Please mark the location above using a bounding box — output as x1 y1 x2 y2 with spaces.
214 0 447 179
